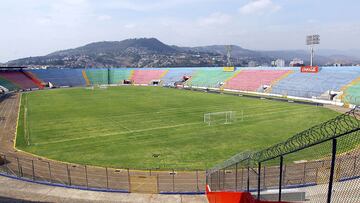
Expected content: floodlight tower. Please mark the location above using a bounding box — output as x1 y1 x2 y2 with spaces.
226 45 232 67
306 34 320 66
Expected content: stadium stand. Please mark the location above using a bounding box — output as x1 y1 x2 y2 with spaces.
270 67 360 98
0 71 39 89
161 68 195 86
342 78 360 105
30 69 86 87
224 70 291 91
131 69 168 85
0 75 19 91
85 69 109 85
185 68 237 88
22 71 44 88
109 68 132 84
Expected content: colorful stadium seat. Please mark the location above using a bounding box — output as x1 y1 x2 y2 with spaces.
0 71 39 89
85 69 109 85
30 69 86 87
186 68 237 88
109 68 132 84
224 70 291 91
0 75 20 91
131 69 168 85
161 68 196 86
271 67 360 98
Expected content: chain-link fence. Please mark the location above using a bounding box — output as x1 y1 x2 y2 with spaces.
207 106 360 202
0 153 206 194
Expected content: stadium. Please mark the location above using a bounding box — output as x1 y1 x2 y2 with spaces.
0 66 359 202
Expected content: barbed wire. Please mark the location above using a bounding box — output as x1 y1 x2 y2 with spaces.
208 106 360 174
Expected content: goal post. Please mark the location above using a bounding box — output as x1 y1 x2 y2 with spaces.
204 111 238 126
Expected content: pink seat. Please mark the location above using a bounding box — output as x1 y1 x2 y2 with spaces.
225 70 289 91
132 70 167 84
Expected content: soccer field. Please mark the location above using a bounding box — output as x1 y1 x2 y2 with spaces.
16 86 339 170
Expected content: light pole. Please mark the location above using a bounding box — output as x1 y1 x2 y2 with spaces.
306 35 320 66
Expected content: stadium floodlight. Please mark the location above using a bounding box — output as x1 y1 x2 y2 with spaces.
204 111 238 126
226 45 232 67
306 34 320 66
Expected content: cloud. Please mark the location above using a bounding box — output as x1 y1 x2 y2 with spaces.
100 0 206 11
197 12 232 26
97 15 112 21
239 0 281 15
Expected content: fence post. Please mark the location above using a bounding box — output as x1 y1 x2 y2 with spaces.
3 155 8 174
67 164 71 186
31 160 35 181
172 169 175 192
278 156 284 202
85 165 88 188
303 162 306 184
157 174 160 193
257 162 261 200
127 168 131 192
196 170 199 192
235 163 238 191
263 165 266 189
47 162 52 183
218 170 221 191
241 168 244 190
327 138 337 203
105 167 109 189
353 156 357 177
247 166 250 192
16 157 22 177
223 169 226 190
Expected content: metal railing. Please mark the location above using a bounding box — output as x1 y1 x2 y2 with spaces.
0 153 206 194
206 107 360 202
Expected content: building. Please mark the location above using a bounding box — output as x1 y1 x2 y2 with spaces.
272 59 286 67
248 61 257 67
289 58 304 67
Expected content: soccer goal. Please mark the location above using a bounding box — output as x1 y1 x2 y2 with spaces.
98 85 108 90
204 111 237 126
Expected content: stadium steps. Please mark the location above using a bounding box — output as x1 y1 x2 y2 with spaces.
109 69 132 84
270 67 360 99
131 69 168 85
0 71 38 89
161 68 196 86
30 69 86 87
22 71 44 89
224 70 290 92
0 76 20 91
82 70 91 86
265 70 293 93
340 76 360 104
85 69 109 85
186 68 238 88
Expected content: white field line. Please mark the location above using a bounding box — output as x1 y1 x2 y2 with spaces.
31 105 308 141
46 109 322 152
34 106 318 147
35 122 201 145
32 104 309 129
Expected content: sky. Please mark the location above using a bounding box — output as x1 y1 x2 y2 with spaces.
1 0 360 62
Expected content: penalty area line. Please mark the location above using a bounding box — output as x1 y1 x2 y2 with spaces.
34 122 201 146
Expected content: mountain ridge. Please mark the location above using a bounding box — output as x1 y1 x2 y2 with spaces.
6 38 360 67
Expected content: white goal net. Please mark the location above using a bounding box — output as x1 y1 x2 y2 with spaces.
204 111 237 126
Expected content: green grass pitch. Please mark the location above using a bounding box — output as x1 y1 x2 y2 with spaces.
16 86 340 170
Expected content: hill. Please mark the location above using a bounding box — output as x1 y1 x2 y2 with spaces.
6 38 360 67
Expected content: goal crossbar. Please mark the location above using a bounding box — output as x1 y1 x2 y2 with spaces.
204 111 236 126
